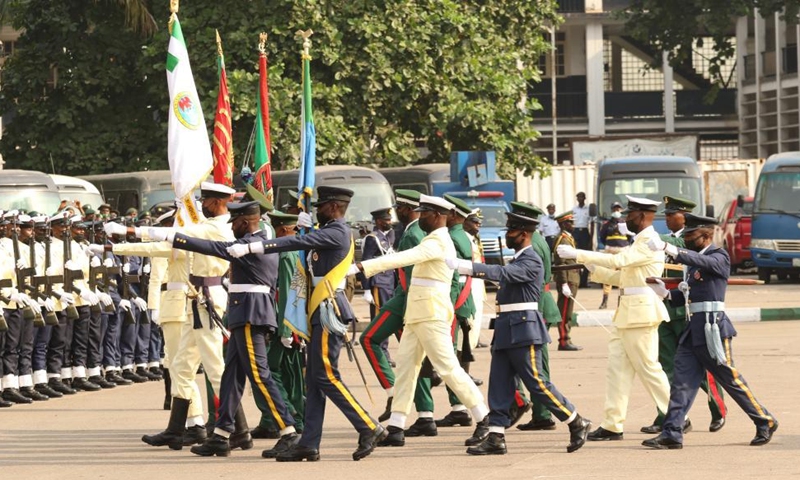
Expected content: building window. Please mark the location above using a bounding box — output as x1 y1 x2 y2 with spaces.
538 32 566 78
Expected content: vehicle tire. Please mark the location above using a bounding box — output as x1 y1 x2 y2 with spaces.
757 267 772 284
776 272 788 281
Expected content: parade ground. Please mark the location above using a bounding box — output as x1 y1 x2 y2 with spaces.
1 282 798 479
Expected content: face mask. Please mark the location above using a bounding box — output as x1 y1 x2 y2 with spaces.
72 233 86 242
625 218 640 234
201 206 213 218
685 236 705 252
505 231 522 250
611 211 621 219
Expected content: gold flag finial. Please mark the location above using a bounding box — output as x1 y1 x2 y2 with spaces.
216 29 223 57
295 29 313 56
258 32 267 55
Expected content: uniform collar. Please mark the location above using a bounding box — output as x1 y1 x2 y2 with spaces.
405 218 419 232
634 225 655 241
513 245 532 259
671 228 684 238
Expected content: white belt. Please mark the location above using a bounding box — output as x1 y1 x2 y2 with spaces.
497 302 538 313
411 278 450 290
458 275 468 284
166 282 187 291
229 284 271 294
311 276 346 290
689 301 725 314
620 287 653 296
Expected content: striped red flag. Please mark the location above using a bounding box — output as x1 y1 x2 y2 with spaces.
212 30 233 186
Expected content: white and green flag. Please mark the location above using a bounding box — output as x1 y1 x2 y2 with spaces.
167 13 212 223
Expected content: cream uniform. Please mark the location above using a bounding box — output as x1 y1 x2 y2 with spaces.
576 225 671 433
361 226 488 424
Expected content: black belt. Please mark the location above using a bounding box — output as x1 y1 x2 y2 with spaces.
574 227 589 231
189 275 224 287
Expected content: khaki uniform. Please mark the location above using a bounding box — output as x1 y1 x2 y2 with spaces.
576 225 671 433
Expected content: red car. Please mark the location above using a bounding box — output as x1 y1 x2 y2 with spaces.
714 196 754 273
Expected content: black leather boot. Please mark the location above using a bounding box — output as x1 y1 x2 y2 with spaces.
567 414 591 453
141 397 190 450
465 417 489 446
436 410 472 427
262 432 299 458
377 425 405 447
182 425 208 446
275 444 320 462
162 368 171 410
353 425 387 461
251 425 281 439
190 433 230 457
404 417 438 437
466 432 507 455
229 405 253 451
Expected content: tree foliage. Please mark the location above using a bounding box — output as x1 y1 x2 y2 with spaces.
1 0 559 178
623 0 799 90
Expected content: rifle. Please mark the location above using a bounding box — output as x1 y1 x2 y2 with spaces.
551 263 586 272
28 234 58 326
61 223 81 321
32 224 63 326
138 257 151 324
119 254 137 325
0 278 10 331
646 277 765 287
11 215 43 326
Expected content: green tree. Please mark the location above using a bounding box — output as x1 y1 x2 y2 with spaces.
1 0 559 177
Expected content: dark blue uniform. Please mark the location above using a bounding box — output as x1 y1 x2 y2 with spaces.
173 230 296 435
472 246 576 428
357 229 395 360
118 254 145 369
257 218 376 450
661 245 776 443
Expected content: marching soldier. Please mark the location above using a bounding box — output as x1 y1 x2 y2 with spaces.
643 214 777 449
597 201 630 309
226 186 386 462
558 195 671 441
552 212 582 351
641 196 726 434
449 201 591 455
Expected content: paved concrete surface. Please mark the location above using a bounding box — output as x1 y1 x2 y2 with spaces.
1 319 797 479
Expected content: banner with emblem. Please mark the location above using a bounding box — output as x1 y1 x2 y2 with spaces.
166 3 212 225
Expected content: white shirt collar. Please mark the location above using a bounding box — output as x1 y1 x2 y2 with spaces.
672 228 684 238
634 225 655 241
513 245 532 259
698 244 711 255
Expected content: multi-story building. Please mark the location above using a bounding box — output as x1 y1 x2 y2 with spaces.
531 0 739 164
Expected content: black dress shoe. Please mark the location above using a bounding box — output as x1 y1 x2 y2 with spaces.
121 369 148 383
517 418 556 431
35 383 63 398
251 425 281 439
567 415 591 453
3 388 33 404
49 378 77 395
404 418 438 437
142 430 185 450
149 366 164 377
0 398 12 408
182 425 208 446
190 433 230 457
275 444 320 462
683 419 692 433
709 417 726 433
353 425 387 461
88 375 116 389
466 432 506 455
476 342 488 349
587 426 623 441
640 423 662 434
20 386 49 401
262 432 299 458
435 410 472 427
558 343 583 351
378 396 393 423
642 435 683 449
430 371 443 387
230 430 254 451
509 401 532 427
469 375 484 386
137 367 162 381
377 425 405 447
71 378 101 392
107 372 133 386
750 420 779 446
464 417 489 446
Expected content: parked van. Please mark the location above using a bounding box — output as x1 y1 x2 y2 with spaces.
0 169 63 214
80 170 176 213
50 174 105 209
378 164 450 195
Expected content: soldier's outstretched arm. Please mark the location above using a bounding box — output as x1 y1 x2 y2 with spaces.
674 248 730 279
469 256 540 285
171 232 238 261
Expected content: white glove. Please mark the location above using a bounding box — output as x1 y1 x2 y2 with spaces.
119 299 131 311
104 222 127 237
280 336 293 349
97 292 113 307
561 283 573 298
664 243 679 257
39 297 55 312
24 295 40 310
79 288 99 305
445 257 459 269
150 309 160 324
647 236 666 252
363 290 374 305
222 277 230 289
147 227 173 242
103 258 114 268
59 291 75 305
45 266 58 276
87 244 105 256
132 297 147 310
347 263 360 276
227 242 260 258
455 259 473 275
556 244 578 260
64 260 78 271
90 256 101 268
617 221 632 236
649 278 669 299
16 259 25 270
297 211 313 229
678 281 690 294
142 263 151 274
9 291 31 306
122 263 130 274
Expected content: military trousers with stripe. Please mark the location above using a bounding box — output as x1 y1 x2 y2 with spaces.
301 322 377 450
216 324 295 434
488 343 575 428
256 333 305 432
662 337 775 443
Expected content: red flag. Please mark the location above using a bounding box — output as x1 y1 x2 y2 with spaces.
212 30 233 186
253 32 272 198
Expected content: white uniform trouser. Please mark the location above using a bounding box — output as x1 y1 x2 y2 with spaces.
161 321 204 418
601 325 671 433
169 309 224 415
393 319 486 418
